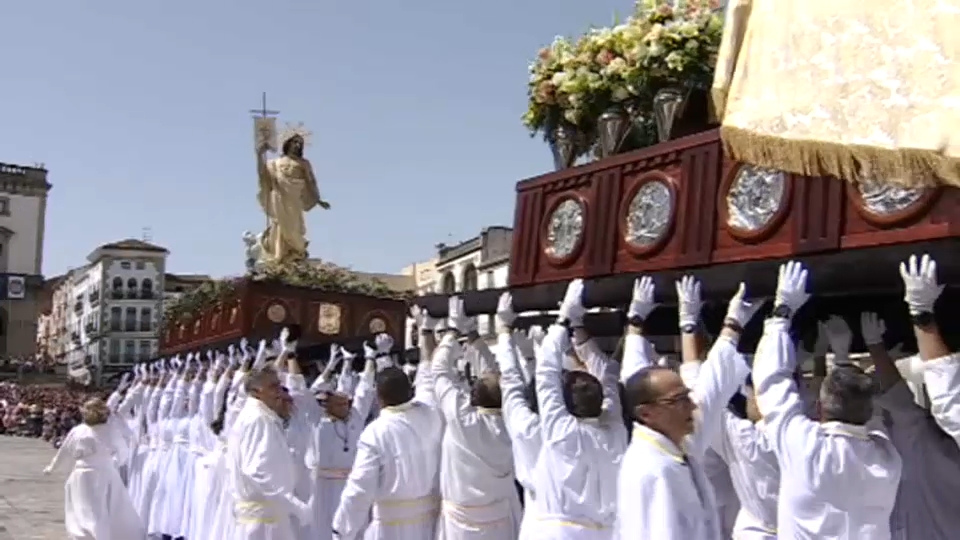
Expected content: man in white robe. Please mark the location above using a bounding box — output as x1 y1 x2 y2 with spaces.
754 261 901 538
529 279 627 539
332 352 442 539
226 366 312 539
616 276 762 539
433 296 521 539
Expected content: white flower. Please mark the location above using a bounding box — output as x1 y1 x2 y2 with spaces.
551 71 570 86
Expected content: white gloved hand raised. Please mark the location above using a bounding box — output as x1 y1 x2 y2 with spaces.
629 276 658 321
527 326 545 348
774 261 810 316
725 282 767 327
821 316 852 365
899 254 944 315
558 279 586 326
859 312 886 347
675 275 701 327
375 333 394 354
495 293 517 334
447 296 477 334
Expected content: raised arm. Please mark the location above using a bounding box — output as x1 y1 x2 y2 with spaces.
496 327 539 442
537 324 576 442
899 254 960 447
621 276 660 381
351 354 378 421
432 328 473 423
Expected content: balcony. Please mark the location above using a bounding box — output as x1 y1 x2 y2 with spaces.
84 322 97 335
109 322 121 332
107 354 121 364
73 302 83 313
139 322 153 332
140 290 154 300
70 332 80 343
125 290 138 299
88 290 100 304
124 322 136 332
111 290 124 300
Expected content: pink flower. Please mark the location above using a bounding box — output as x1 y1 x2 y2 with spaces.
538 48 552 61
596 50 615 66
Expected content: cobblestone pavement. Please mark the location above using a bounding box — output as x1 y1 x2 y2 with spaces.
0 436 65 540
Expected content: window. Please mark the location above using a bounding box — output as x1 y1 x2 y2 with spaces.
441 272 456 294
120 261 131 270
0 197 9 216
112 277 123 289
124 340 136 363
110 307 122 331
486 271 496 289
0 243 4 256
139 340 152 360
140 308 152 332
135 261 145 270
462 264 478 292
141 278 153 299
124 307 137 331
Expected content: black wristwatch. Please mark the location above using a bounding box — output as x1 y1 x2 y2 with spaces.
722 318 744 334
771 304 793 320
627 314 645 328
910 311 935 328
681 322 698 334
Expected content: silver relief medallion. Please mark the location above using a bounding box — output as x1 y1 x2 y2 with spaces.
857 177 926 216
726 165 786 232
625 180 673 247
545 198 584 260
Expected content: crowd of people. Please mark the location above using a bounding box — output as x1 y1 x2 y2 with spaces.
41 254 960 539
0 382 91 443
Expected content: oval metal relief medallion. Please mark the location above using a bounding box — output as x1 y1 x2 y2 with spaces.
624 180 673 248
266 303 287 323
544 198 585 261
726 165 787 232
369 317 387 334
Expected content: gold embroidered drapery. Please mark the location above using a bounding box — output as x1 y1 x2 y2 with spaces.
712 0 960 187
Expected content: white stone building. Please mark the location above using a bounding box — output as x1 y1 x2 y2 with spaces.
404 226 513 348
46 239 169 384
0 162 51 358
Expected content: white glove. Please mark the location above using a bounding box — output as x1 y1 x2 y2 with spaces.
329 344 341 363
375 333 394 354
528 326 545 347
675 275 701 327
725 282 766 327
227 344 238 367
448 296 477 334
629 276 658 320
558 279 586 326
254 339 269 369
822 316 852 365
118 372 132 390
513 329 535 360
495 293 517 334
341 347 357 362
363 341 377 360
899 254 944 315
279 328 297 354
774 261 810 315
860 312 886 347
42 466 52 475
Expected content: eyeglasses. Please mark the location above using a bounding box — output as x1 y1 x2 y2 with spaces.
641 389 693 406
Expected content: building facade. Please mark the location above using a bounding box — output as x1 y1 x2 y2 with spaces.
38 239 176 384
404 226 513 347
0 162 51 358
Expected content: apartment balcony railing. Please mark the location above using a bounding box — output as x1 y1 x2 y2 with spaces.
111 290 124 299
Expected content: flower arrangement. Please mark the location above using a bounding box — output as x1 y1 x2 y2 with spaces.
632 0 724 89
161 261 412 329
522 0 724 160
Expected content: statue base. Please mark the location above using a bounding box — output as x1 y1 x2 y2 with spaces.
159 260 410 359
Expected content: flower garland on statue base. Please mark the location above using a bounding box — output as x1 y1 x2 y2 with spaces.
161 261 412 330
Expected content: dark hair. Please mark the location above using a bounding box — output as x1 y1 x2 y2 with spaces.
470 373 502 408
820 365 875 425
561 370 603 419
376 366 414 407
281 135 302 156
210 386 232 436
727 391 748 419
523 378 539 415
623 366 674 423
619 382 633 441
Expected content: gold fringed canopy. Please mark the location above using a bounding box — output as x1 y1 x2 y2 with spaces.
711 0 960 188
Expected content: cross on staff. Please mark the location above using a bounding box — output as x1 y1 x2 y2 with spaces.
249 92 279 118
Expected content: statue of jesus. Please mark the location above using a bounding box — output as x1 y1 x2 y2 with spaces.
255 125 331 263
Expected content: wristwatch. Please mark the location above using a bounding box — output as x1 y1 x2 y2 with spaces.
910 311 935 328
771 304 792 320
681 323 698 334
722 318 744 334
627 314 645 328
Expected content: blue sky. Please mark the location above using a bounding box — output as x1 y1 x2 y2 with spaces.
2 0 631 278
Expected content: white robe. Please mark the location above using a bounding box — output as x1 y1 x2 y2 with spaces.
433 334 521 539
529 325 627 539
615 334 749 540
302 366 377 540
495 333 542 539
332 367 443 540
924 352 960 450
227 396 309 540
47 421 146 540
754 318 902 538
